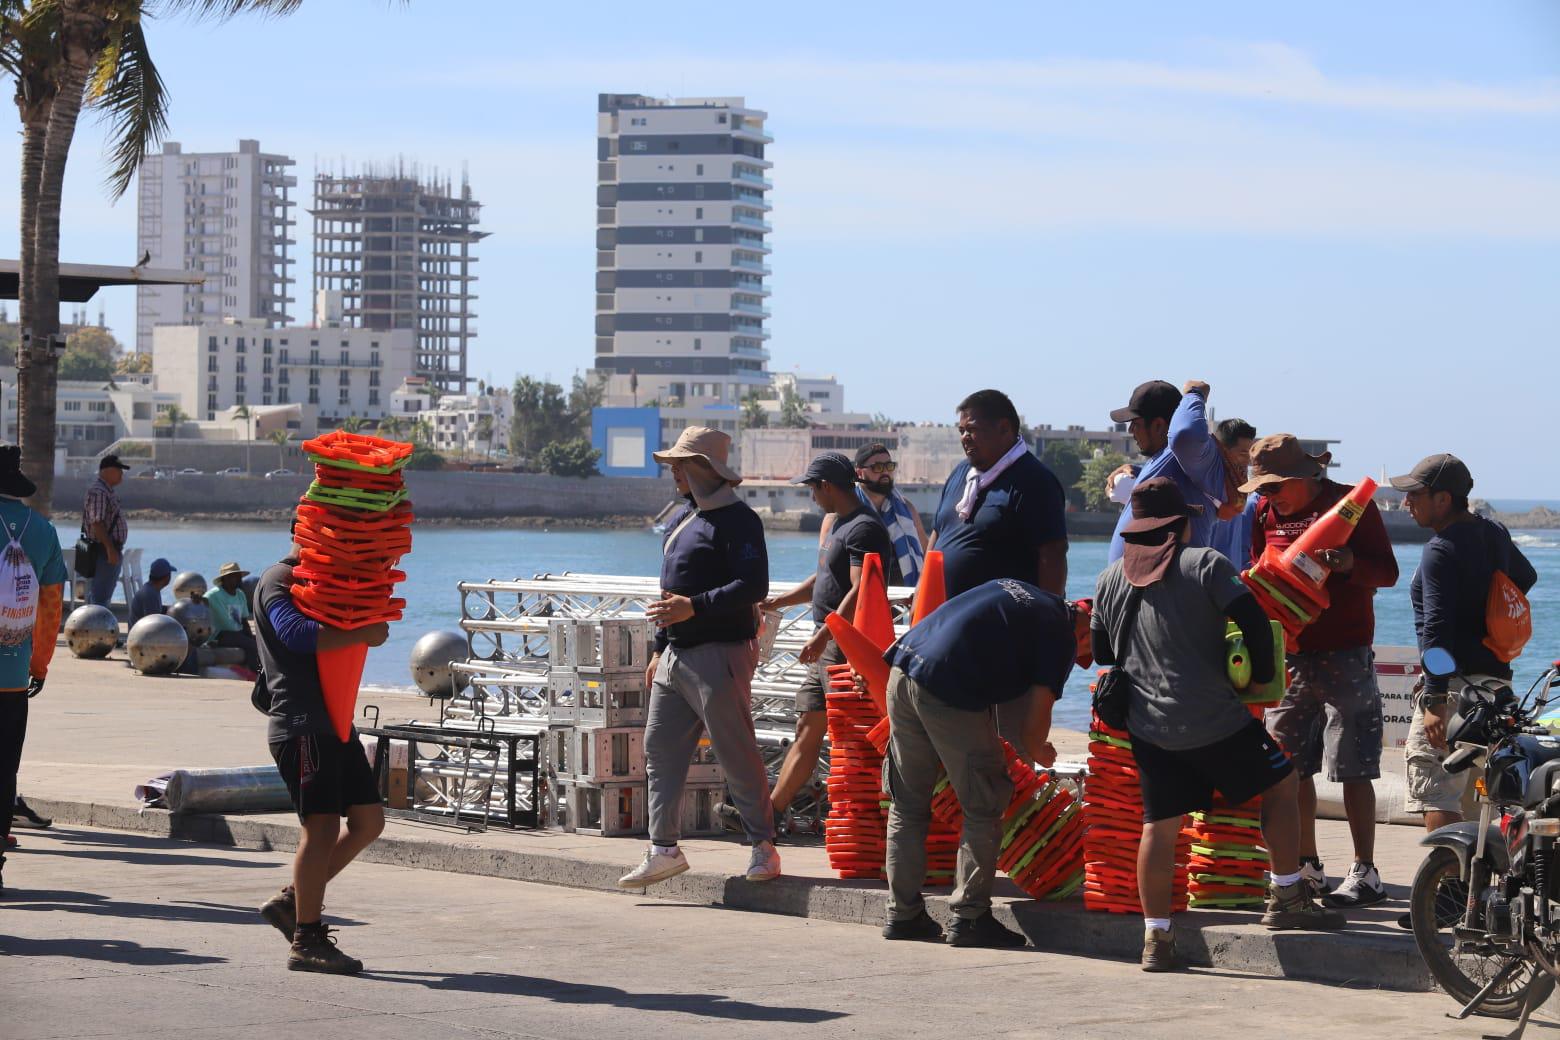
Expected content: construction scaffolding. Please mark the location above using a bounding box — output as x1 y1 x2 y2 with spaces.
310 162 487 393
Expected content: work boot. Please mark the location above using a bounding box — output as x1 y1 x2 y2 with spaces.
12 797 51 829
1299 856 1331 897
259 885 297 942
1262 880 1346 931
288 922 362 975
883 909 945 942
947 912 1027 949
745 840 782 882
1323 861 1387 909
1141 928 1183 972
618 844 689 890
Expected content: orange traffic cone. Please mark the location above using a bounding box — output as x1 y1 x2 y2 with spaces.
1277 478 1378 592
825 612 891 718
318 641 369 742
852 552 895 652
909 550 947 627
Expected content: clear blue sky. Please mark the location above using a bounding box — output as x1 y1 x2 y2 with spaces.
3 1 1557 496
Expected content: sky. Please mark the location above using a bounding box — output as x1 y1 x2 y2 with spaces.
1 0 1556 496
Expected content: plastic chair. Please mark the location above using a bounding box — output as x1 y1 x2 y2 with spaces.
119 547 145 607
62 547 83 611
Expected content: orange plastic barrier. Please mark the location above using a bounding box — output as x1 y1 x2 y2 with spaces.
1082 710 1190 914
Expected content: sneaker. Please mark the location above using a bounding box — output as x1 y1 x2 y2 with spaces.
947 912 1027 949
745 840 781 882
1300 857 1331 897
259 886 297 942
1262 880 1346 931
883 909 944 942
287 922 362 975
618 844 689 890
1323 861 1387 909
12 798 50 829
1141 928 1183 973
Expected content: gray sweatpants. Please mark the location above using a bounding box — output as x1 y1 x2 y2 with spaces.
885 667 1014 922
645 640 776 846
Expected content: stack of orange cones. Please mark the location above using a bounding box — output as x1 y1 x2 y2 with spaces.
823 661 890 880
824 552 1085 900
291 430 415 741
1185 797 1268 908
1242 478 1378 650
1082 709 1189 914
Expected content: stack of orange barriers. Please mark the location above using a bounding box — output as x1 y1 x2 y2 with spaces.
292 430 415 741
1082 711 1189 913
1185 799 1268 908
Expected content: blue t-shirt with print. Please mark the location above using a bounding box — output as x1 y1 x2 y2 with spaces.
0 498 68 690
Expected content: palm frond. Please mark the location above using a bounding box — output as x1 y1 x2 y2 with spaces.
90 16 167 200
149 0 305 21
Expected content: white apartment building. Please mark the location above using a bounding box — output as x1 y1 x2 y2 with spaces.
593 94 772 416
426 389 512 457
135 140 297 352
0 368 181 461
152 317 413 424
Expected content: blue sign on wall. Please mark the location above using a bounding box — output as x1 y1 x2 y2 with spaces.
591 407 661 478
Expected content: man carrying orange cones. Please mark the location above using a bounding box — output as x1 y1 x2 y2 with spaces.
1244 435 1398 909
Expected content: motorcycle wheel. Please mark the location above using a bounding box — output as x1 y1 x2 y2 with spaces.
1411 845 1556 1018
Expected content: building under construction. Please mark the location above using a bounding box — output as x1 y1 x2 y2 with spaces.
310 164 486 392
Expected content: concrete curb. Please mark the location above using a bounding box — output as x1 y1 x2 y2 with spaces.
25 795 1434 993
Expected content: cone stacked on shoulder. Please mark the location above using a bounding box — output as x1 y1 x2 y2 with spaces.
291 430 415 740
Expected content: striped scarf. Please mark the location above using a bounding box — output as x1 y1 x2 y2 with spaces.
856 486 923 588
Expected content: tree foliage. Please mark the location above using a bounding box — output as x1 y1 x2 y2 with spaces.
508 372 601 469
538 438 601 478
1077 450 1129 512
741 391 768 430
59 325 121 381
778 385 812 429
1040 440 1087 509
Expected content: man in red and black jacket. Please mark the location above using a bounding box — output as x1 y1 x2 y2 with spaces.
1245 435 1398 910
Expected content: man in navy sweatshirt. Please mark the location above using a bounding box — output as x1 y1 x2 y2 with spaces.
619 427 780 890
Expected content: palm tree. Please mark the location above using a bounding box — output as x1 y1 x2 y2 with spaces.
378 414 403 441
233 402 251 474
411 417 432 448
475 412 494 459
158 403 187 468
268 428 289 469
339 414 363 433
3 0 303 512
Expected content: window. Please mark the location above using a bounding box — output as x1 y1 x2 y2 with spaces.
338 370 350 387
263 377 272 393
207 336 218 351
309 349 319 365
696 163 704 175
236 376 246 393
717 113 727 124
694 250 702 263
339 350 350 365
207 355 219 373
263 358 272 374
207 394 217 413
279 369 289 385
693 338 701 351
279 349 289 363
235 357 246 373
368 390 380 407
370 353 379 367
308 388 319 405
236 337 246 353
279 387 289 403
629 141 647 152
369 371 380 387
308 369 319 386
695 207 703 219
263 338 272 355
263 395 272 406
207 376 218 391
339 388 350 405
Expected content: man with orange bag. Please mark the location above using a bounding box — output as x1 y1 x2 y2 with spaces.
254 519 390 974
1393 454 1536 835
1246 435 1398 909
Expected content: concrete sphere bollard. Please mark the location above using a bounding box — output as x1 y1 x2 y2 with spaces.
63 604 119 659
409 630 470 698
167 598 214 645
126 614 189 675
171 571 207 600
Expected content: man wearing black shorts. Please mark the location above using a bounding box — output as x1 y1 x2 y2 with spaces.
1091 478 1344 973
254 526 389 974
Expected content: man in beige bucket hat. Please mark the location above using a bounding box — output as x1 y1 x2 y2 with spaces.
206 561 260 672
620 427 782 889
1244 434 1398 910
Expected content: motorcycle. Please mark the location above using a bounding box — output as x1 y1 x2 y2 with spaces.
1409 647 1560 1035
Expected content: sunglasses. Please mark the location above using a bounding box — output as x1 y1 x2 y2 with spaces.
862 461 897 474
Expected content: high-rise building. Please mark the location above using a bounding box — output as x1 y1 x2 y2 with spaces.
594 94 772 425
135 140 296 353
310 166 486 394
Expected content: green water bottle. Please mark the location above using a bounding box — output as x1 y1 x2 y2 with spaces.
1226 632 1252 689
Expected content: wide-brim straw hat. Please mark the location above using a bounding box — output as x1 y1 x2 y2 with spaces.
215 561 250 581
652 426 743 485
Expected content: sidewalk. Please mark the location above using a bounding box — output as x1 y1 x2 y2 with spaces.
18 645 1437 992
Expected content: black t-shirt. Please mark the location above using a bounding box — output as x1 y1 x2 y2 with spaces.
1412 515 1538 691
932 452 1068 597
812 507 894 622
885 578 1076 711
255 559 335 743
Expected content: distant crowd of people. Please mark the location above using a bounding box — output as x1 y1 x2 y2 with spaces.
0 378 1539 979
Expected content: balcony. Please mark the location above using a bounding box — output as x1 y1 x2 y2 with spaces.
732 256 772 275
733 168 773 189
730 299 770 318
733 237 771 255
732 124 774 145
730 343 769 360
733 212 771 232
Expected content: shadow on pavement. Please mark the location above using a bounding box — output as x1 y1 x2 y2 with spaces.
363 970 848 1023
0 934 226 967
0 888 357 928
35 829 283 870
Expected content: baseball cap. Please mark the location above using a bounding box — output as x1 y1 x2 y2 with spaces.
1388 453 1473 498
1110 380 1182 425
792 452 856 489
853 442 891 468
148 558 174 580
99 454 130 472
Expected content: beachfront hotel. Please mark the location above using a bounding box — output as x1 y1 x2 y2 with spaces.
592 94 774 441
134 140 297 354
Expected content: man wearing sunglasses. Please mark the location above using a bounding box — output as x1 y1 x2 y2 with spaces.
851 442 927 589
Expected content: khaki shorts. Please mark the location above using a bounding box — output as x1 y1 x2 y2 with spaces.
1403 686 1489 816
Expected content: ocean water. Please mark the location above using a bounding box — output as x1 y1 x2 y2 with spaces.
62 521 1560 733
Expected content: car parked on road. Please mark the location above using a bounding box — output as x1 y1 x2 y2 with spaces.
264 468 296 479
176 468 203 476
216 467 245 477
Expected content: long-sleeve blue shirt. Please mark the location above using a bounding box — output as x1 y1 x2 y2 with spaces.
656 498 769 651
1412 516 1537 692
1108 389 1225 561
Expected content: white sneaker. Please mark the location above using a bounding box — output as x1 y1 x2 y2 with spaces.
745 840 781 882
1300 858 1331 897
1323 861 1387 909
618 845 689 890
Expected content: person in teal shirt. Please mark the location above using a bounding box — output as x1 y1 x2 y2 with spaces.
205 562 259 671
0 445 68 896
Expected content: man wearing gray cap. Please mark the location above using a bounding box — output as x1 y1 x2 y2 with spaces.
129 558 175 628
620 427 780 889
1392 453 1537 837
757 452 893 827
